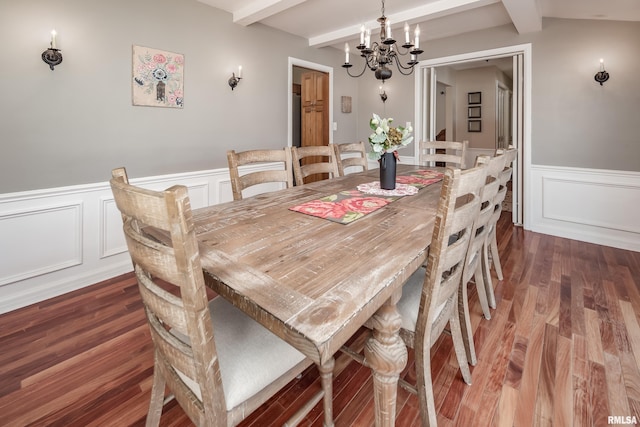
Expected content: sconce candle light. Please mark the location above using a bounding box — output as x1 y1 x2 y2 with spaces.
228 65 243 90
42 29 63 71
594 58 609 85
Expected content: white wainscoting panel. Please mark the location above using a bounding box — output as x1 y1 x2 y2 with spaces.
529 165 640 252
3 162 635 314
0 167 235 314
0 202 83 286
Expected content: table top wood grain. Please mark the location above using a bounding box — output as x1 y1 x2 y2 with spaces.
193 165 442 367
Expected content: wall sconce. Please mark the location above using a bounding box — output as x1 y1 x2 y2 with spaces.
228 65 242 90
379 85 387 103
594 58 609 86
42 29 63 71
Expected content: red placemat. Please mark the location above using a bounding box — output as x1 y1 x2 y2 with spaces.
289 170 443 224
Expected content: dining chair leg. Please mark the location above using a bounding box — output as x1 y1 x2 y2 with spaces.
145 355 166 427
458 285 478 366
415 339 438 427
473 264 492 320
489 229 504 281
458 280 478 366
449 310 472 386
482 241 497 309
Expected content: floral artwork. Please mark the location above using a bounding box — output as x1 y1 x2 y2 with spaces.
132 45 184 108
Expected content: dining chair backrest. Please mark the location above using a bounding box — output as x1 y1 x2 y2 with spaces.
110 167 226 426
483 146 518 287
227 148 293 201
334 141 369 176
395 163 487 426
496 146 517 190
418 140 468 169
457 153 506 365
464 153 506 288
491 146 517 225
415 163 486 348
291 144 340 185
110 168 324 427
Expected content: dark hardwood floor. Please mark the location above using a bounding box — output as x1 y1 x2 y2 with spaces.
1 213 640 426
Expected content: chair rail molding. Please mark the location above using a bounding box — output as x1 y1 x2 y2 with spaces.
529 164 640 252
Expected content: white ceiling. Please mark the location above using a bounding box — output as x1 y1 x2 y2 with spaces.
196 0 640 50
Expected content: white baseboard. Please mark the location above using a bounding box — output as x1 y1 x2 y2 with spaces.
529 165 640 252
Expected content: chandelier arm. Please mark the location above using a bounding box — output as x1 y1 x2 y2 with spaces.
391 44 413 56
393 61 416 76
345 61 369 78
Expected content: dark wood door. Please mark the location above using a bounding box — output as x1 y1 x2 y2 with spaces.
301 71 329 182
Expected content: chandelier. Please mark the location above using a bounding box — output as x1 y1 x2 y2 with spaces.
342 0 423 82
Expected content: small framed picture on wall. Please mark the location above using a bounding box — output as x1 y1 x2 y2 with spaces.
468 120 482 132
468 106 481 118
467 92 481 105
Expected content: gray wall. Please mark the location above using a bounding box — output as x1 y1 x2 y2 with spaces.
354 69 417 157
2 3 639 194
0 0 358 192
419 18 640 171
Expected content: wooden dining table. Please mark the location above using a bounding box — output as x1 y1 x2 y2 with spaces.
192 164 443 426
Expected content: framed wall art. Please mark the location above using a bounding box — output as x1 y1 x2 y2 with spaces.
468 119 482 132
341 96 352 113
132 45 184 108
468 106 481 118
467 91 481 105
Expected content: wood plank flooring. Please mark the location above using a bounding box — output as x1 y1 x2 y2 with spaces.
1 213 639 426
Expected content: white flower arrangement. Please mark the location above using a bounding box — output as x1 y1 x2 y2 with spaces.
367 113 414 160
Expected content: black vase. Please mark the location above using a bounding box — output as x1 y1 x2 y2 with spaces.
379 152 397 190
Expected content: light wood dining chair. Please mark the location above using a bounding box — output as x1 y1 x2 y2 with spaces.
291 144 340 185
395 163 486 426
418 140 468 169
458 153 506 365
110 168 332 427
227 148 293 201
483 146 518 304
334 141 369 176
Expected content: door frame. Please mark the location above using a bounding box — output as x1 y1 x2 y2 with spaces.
413 43 531 228
288 57 333 148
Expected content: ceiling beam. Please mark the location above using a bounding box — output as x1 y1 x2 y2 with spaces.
234 0 309 26
501 0 542 33
309 0 500 48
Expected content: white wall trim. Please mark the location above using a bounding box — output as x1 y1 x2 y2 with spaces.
529 164 640 252
2 161 637 314
0 166 234 314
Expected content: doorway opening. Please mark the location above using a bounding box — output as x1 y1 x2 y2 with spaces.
287 58 333 150
415 44 531 227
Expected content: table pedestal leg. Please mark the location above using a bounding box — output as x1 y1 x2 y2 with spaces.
364 297 408 427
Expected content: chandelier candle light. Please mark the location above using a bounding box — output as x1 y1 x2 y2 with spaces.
343 0 423 82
